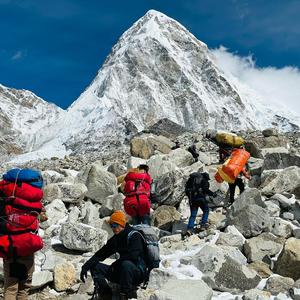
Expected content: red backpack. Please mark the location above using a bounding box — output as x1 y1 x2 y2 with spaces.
0 180 44 259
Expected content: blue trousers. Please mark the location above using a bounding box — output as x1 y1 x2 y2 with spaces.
187 199 209 230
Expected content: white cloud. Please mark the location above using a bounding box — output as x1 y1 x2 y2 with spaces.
211 46 300 116
11 50 23 60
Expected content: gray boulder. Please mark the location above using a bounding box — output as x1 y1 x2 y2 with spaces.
155 170 185 206
227 204 271 238
191 244 260 292
151 205 181 231
77 161 117 203
274 238 300 280
148 279 213 300
263 153 300 170
262 128 278 137
243 232 284 263
40 199 67 229
264 275 294 295
270 217 293 238
261 166 300 198
59 222 107 252
166 148 194 168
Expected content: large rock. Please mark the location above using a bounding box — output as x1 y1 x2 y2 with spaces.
216 229 245 251
261 166 300 198
130 134 173 159
228 188 266 218
274 238 300 280
245 135 288 158
80 201 101 226
147 154 177 180
264 275 294 295
59 222 107 252
227 204 271 238
248 261 273 278
99 193 124 217
155 170 185 206
40 199 67 229
263 153 300 170
148 278 213 300
43 182 87 203
270 217 293 238
262 128 278 137
191 244 260 292
243 289 271 300
53 262 76 292
31 270 53 289
58 182 88 203
166 148 194 168
243 233 283 263
151 205 181 231
77 161 117 203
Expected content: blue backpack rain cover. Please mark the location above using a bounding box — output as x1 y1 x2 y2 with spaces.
3 168 43 189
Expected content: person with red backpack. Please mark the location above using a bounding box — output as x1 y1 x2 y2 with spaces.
0 168 45 300
123 165 152 225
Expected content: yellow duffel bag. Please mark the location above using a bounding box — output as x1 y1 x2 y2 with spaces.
215 132 244 147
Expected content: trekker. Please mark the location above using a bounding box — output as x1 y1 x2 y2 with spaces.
80 210 147 300
0 168 45 300
185 172 216 235
123 164 152 225
187 143 199 162
228 167 251 205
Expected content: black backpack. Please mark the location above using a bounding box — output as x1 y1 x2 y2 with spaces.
185 172 207 199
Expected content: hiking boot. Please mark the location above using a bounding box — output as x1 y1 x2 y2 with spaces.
183 229 193 238
200 223 210 230
120 289 137 299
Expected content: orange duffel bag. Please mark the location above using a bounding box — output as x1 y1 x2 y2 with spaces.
215 148 250 183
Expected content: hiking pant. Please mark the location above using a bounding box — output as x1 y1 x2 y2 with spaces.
187 200 209 230
3 254 34 300
131 214 151 225
229 178 245 203
91 260 144 295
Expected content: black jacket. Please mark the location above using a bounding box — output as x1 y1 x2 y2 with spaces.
83 224 146 272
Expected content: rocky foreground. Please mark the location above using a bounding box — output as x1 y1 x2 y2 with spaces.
1 128 300 300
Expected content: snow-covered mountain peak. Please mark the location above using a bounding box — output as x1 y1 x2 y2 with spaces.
2 10 299 163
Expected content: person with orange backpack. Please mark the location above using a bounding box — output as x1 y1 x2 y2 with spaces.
0 168 45 300
123 165 152 225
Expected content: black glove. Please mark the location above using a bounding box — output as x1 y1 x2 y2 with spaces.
80 255 99 282
80 265 89 283
212 192 217 198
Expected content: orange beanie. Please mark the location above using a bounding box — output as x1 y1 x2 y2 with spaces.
109 210 127 227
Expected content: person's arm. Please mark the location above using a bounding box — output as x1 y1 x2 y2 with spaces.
241 168 251 179
202 180 215 196
80 237 115 282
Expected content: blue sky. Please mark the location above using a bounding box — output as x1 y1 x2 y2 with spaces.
1 0 300 109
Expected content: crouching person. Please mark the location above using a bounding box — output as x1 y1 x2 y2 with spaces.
80 210 147 300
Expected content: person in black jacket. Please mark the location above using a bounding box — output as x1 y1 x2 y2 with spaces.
80 210 146 300
185 172 216 235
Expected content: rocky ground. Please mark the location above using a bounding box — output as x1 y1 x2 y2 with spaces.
1 128 300 299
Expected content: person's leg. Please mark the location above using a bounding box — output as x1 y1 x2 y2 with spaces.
4 258 19 300
187 206 198 231
141 214 151 225
17 255 34 300
90 262 112 296
118 260 143 298
228 182 236 204
236 178 245 194
199 200 209 226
